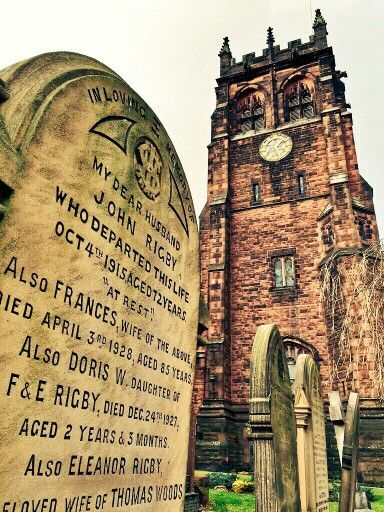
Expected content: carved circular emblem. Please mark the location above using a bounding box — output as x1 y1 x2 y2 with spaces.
259 133 293 162
134 137 163 200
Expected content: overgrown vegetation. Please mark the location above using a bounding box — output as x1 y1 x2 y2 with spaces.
205 485 384 512
319 242 384 399
207 472 237 490
198 473 384 511
232 479 255 493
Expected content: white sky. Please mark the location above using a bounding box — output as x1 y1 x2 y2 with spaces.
1 0 383 233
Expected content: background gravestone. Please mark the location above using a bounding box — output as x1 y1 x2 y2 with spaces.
248 324 300 512
340 392 359 512
294 354 329 512
329 390 345 465
0 52 199 511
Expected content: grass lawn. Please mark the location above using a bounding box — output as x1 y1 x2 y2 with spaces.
371 486 384 512
208 487 384 511
208 490 255 511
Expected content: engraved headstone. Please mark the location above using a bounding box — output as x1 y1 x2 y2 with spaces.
185 298 209 512
340 393 359 512
248 324 300 512
0 52 199 511
294 354 329 512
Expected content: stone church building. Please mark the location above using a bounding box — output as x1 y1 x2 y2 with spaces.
193 10 383 483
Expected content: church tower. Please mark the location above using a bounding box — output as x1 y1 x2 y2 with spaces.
195 10 383 483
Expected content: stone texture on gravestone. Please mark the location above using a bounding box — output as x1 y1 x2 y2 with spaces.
186 296 209 499
248 324 300 512
340 393 359 512
183 492 199 512
294 354 329 512
0 52 199 511
329 390 345 465
354 491 370 511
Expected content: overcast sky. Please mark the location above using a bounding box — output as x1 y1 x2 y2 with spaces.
1 0 383 234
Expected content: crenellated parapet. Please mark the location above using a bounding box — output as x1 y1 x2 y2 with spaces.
219 9 330 79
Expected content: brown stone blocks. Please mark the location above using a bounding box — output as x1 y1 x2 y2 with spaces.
195 35 383 479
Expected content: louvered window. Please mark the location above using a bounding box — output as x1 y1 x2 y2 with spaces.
284 82 314 122
237 94 264 132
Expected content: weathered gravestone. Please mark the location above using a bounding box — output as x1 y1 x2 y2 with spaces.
248 324 300 512
339 392 359 512
184 298 209 512
0 52 199 512
329 391 363 512
329 391 345 465
354 491 371 512
294 354 329 512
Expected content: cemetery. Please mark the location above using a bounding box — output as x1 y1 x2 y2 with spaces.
0 6 383 512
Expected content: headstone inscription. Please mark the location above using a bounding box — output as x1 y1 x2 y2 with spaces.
248 324 300 512
340 392 359 512
294 354 329 512
0 52 199 512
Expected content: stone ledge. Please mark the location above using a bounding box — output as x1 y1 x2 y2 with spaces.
230 115 321 142
208 263 225 272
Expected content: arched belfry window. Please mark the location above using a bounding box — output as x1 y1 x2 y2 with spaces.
236 91 265 132
284 81 315 122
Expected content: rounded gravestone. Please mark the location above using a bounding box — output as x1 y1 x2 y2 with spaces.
0 52 199 511
294 354 329 512
249 324 300 512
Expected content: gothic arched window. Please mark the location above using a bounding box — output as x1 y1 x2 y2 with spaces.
236 92 265 132
284 82 314 122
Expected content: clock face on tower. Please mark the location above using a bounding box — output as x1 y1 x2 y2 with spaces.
259 133 293 162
